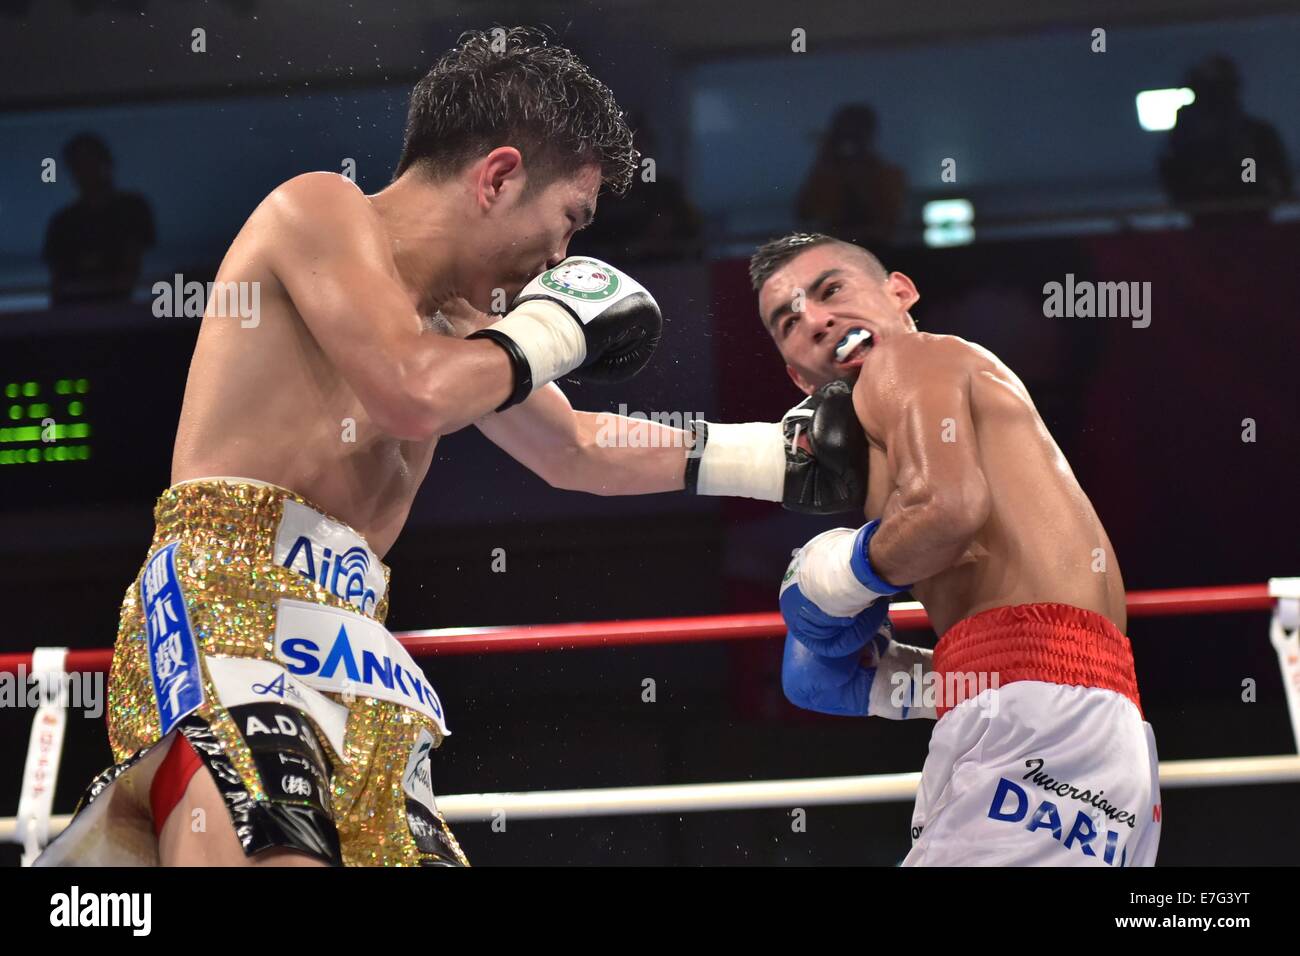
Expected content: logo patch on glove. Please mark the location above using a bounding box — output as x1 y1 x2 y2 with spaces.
539 259 621 302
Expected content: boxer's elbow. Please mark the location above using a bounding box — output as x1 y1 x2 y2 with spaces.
371 404 443 442
925 475 991 546
370 376 455 441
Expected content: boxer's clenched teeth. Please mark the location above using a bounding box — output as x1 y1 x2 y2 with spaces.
834 328 873 364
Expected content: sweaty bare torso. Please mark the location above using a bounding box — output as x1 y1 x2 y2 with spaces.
861 334 1126 636
172 188 438 557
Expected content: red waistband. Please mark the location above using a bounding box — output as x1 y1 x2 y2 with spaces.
931 603 1142 719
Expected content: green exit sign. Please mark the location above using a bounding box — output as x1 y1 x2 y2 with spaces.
0 378 93 465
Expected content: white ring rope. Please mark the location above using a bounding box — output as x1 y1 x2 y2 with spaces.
3 753 1297 840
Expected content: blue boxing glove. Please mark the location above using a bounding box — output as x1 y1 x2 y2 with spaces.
781 609 890 716
779 522 936 719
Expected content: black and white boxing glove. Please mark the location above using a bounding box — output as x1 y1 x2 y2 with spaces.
469 257 662 411
684 380 868 515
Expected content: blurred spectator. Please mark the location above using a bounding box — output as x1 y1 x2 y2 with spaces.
42 132 156 305
796 104 905 247
578 114 702 262
1159 55 1292 223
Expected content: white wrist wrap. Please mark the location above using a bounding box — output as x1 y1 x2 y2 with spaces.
696 421 785 501
788 528 889 617
486 300 587 388
868 640 937 720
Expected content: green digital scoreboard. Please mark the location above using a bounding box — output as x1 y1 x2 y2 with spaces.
0 378 93 466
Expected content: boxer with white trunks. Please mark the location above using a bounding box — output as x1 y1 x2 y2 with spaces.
755 232 1161 866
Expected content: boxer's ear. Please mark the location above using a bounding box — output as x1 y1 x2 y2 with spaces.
475 147 525 212
885 271 921 312
785 365 816 396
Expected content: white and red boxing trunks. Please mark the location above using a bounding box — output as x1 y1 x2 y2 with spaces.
903 603 1161 867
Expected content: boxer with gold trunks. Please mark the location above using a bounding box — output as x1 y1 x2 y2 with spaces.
35 28 666 867
38 30 869 868
42 478 464 866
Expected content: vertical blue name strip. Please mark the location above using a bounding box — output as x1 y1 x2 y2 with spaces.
141 541 204 736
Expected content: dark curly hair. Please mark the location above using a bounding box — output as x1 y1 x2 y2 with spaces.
395 26 637 196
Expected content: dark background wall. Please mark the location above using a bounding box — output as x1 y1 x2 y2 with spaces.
7 8 1300 288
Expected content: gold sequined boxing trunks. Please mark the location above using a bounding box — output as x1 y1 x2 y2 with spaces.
36 477 468 867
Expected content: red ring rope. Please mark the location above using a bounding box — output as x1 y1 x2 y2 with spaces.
0 582 1274 675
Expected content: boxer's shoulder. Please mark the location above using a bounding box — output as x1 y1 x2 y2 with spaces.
271 170 367 209
852 333 996 432
853 332 969 392
878 330 978 360
257 173 389 270
870 333 1003 385
263 173 377 242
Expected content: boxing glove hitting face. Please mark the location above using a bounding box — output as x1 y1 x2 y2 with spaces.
684 379 868 515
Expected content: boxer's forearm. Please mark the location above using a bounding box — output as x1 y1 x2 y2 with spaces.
565 409 689 495
868 489 988 585
477 384 687 495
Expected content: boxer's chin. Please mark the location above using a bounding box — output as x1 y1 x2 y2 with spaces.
830 365 863 385
804 367 860 394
